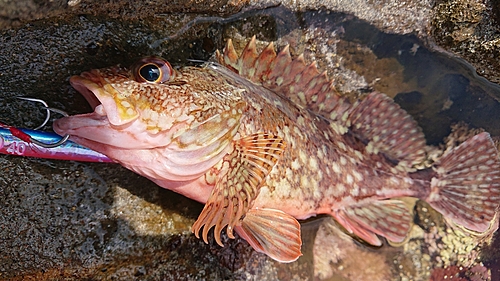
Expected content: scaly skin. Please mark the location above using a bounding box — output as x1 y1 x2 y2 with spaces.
53 38 500 263
213 65 428 218
57 64 425 215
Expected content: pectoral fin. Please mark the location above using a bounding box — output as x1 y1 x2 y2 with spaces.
191 133 285 247
235 208 302 263
333 199 412 245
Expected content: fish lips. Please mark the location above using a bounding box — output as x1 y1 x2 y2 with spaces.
54 72 174 149
53 72 134 146
68 71 139 127
70 71 104 111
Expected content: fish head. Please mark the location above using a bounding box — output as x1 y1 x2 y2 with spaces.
54 57 245 183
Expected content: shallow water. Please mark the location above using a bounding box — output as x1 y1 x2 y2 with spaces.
1 5 500 280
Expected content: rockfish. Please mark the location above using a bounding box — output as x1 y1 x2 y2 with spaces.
53 36 500 262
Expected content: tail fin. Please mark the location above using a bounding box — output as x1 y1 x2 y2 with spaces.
426 132 500 233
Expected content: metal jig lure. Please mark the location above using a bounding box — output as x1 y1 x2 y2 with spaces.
0 97 112 162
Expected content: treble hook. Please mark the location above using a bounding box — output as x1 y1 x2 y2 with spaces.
15 97 70 148
16 97 51 130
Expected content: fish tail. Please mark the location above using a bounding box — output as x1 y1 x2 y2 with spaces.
425 132 500 232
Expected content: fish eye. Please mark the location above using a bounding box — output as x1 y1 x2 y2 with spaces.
139 64 161 82
132 57 174 84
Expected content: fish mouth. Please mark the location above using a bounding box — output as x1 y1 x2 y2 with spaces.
53 72 113 144
66 69 137 127
70 71 104 111
53 69 139 148
54 70 167 150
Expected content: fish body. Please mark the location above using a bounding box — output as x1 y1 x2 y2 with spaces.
54 37 500 262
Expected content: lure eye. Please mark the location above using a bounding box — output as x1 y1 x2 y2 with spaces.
132 57 174 83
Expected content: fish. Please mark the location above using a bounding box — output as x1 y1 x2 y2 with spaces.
53 36 500 263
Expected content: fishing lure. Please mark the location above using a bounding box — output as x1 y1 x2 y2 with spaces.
0 98 112 163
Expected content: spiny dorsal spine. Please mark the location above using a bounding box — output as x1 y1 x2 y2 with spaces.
216 36 349 124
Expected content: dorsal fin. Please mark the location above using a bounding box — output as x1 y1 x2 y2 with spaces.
347 92 427 169
216 37 427 169
216 36 348 121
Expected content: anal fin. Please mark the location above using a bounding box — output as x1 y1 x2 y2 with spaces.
235 208 302 263
332 200 412 245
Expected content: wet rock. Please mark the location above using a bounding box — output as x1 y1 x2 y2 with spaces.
0 0 67 29
313 218 395 280
0 0 248 29
433 0 500 84
280 0 434 35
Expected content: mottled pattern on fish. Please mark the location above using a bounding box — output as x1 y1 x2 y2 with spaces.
54 36 500 263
